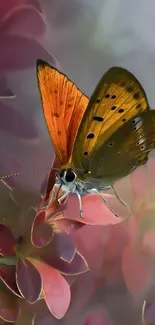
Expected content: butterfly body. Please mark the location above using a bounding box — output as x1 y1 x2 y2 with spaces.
37 59 155 218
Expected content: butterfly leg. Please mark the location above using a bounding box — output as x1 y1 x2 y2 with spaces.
47 183 59 207
57 190 84 219
87 188 118 217
74 191 84 219
111 185 129 209
58 191 70 204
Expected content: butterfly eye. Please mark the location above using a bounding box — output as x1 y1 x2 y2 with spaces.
65 170 76 182
117 152 120 156
100 158 103 163
108 142 114 147
83 151 88 156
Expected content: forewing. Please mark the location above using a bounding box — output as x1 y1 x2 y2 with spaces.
72 67 149 173
37 59 89 166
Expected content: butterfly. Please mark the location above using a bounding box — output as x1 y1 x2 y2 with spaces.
37 59 155 218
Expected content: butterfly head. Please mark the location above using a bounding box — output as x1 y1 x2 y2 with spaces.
59 168 77 185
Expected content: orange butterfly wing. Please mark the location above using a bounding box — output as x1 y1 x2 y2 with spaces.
37 59 89 167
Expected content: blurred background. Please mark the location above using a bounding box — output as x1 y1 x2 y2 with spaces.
1 1 155 324
2 0 155 190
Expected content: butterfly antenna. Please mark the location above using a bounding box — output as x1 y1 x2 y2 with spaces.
0 167 61 180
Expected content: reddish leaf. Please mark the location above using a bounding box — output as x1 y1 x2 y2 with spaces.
0 1 21 19
84 309 110 325
31 210 54 248
0 265 20 297
16 312 36 325
0 73 15 99
33 314 59 325
41 157 60 204
0 285 20 322
0 89 15 99
0 102 38 139
1 5 46 38
51 217 83 234
44 251 89 275
16 258 42 303
0 35 58 70
0 1 41 19
63 193 128 225
122 245 149 295
28 258 71 319
143 301 155 325
0 225 16 256
55 233 76 262
0 149 23 188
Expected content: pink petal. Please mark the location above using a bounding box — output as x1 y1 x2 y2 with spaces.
130 165 149 199
0 265 20 297
122 245 149 295
0 101 38 139
0 35 58 70
44 251 89 275
84 310 110 325
28 257 71 319
1 5 46 38
31 210 54 248
64 193 128 225
0 224 16 256
16 258 42 303
0 285 20 322
73 225 111 276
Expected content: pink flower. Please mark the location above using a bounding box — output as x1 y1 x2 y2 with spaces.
121 157 155 295
0 0 58 142
0 180 88 323
0 0 57 71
